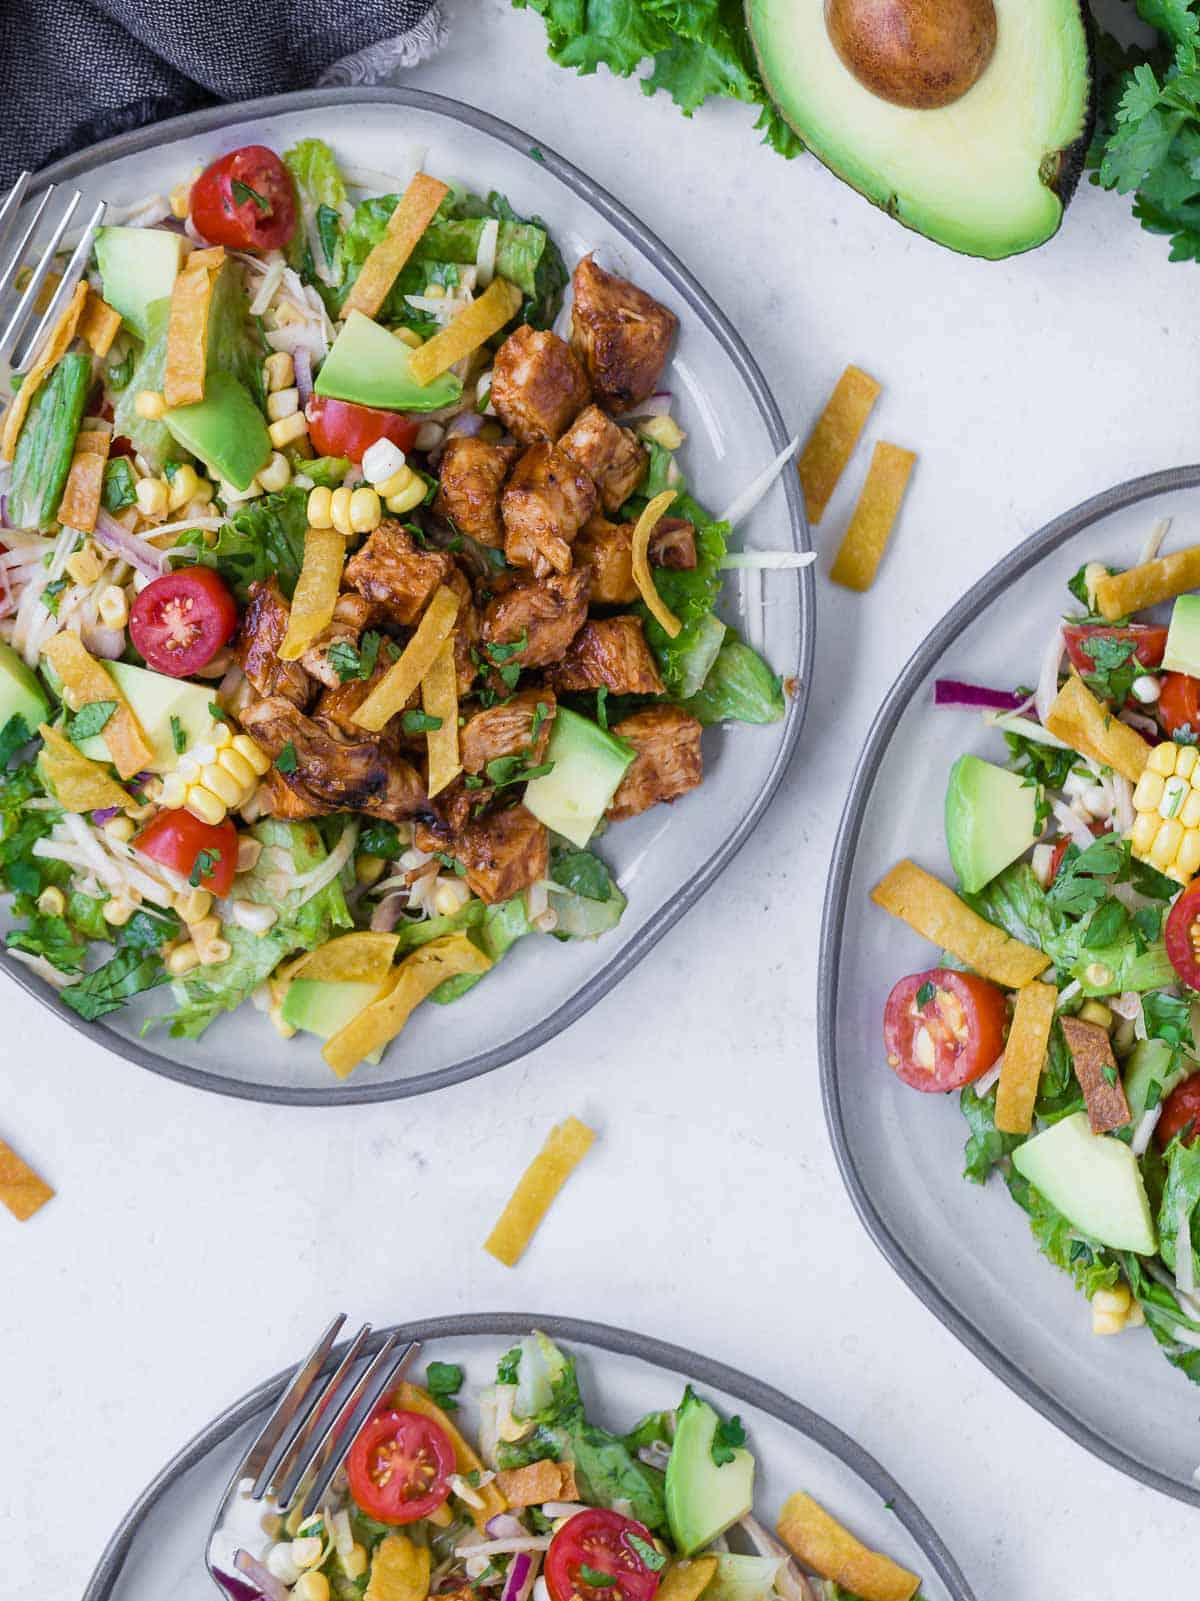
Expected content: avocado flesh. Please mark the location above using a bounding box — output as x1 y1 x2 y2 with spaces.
523 707 634 850
1013 1111 1157 1254
316 311 462 413
282 979 384 1065
95 227 185 341
1123 1038 1190 1122
72 661 221 774
665 1393 755 1556
746 0 1092 258
164 371 272 492
1162 594 1200 676
944 753 1039 894
0 642 50 733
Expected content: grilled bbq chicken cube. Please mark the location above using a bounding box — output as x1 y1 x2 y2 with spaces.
573 516 637 605
649 516 696 569
481 567 590 668
570 255 677 413
433 436 519 547
607 706 703 819
240 696 426 822
460 688 557 775
550 615 664 696
416 803 549 904
300 593 381 689
491 325 590 444
236 579 313 709
501 442 597 576
343 519 453 625
557 404 647 513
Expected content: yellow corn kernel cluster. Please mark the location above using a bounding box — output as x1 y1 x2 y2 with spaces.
307 484 382 535
1092 1283 1146 1336
159 725 271 824
65 541 105 586
376 463 426 516
1130 741 1200 884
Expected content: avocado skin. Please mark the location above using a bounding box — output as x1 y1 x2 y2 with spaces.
745 0 1096 259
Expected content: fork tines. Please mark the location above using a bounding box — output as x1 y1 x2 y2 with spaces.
0 171 108 372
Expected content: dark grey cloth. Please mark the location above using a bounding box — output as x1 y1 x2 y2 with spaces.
1 0 438 183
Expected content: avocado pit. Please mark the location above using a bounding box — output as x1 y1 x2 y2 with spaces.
824 0 998 110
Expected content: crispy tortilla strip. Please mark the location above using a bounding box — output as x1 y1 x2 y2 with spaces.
164 248 224 407
423 636 461 799
1061 1015 1132 1134
343 172 450 319
323 932 491 1077
390 1383 508 1526
279 527 347 660
0 1138 54 1221
995 980 1058 1135
363 1534 429 1601
1 279 88 461
797 364 881 524
631 489 683 637
352 584 461 733
484 1115 596 1268
657 1559 718 1601
408 278 524 387
1045 673 1149 784
36 723 130 813
777 1493 919 1601
283 931 400 986
494 1459 579 1507
871 860 1049 988
1096 547 1200 622
57 427 112 534
42 632 153 780
830 441 917 592
78 289 122 357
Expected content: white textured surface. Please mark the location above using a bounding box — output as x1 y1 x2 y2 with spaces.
9 1 1194 1593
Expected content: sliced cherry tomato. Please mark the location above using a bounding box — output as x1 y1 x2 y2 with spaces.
545 1509 662 1601
134 811 237 896
1063 623 1168 678
189 145 297 251
129 568 238 678
346 1409 454 1526
306 396 421 464
883 968 1007 1093
1158 1075 1200 1149
1165 880 1200 990
1158 672 1200 741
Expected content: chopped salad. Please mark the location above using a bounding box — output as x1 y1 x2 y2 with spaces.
209 1332 923 1601
874 525 1200 1382
0 138 796 1076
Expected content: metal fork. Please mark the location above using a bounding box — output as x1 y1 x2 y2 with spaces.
0 171 108 372
205 1315 419 1596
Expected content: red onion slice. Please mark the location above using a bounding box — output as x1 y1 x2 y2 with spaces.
233 1549 289 1601
293 346 314 408
93 509 168 580
934 679 1028 711
501 1551 540 1601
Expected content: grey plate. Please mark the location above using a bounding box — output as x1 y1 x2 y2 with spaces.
80 1313 974 1601
820 465 1200 1504
12 88 812 1105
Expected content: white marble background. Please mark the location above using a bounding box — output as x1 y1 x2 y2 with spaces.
10 1 1195 1592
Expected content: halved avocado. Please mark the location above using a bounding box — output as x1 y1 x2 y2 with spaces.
745 0 1094 258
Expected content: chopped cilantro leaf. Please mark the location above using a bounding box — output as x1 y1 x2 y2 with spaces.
67 701 117 741
276 742 298 775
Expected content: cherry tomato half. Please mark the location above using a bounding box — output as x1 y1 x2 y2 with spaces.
1158 672 1200 741
129 568 238 678
346 1409 454 1526
189 145 297 252
306 396 421 464
1165 880 1200 990
134 811 238 896
1158 1075 1200 1149
1063 624 1168 681
883 968 1007 1093
545 1509 663 1601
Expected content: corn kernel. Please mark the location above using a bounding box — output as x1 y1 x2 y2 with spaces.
37 886 65 917
307 486 334 528
266 386 300 422
376 464 415 499
424 283 446 300
217 747 256 789
1149 741 1179 776
169 180 192 219
189 478 215 507
294 1574 330 1601
349 486 382 534
385 475 427 516
342 1544 368 1581
264 351 295 392
269 1002 296 1039
103 815 135 845
210 720 232 750
1078 1000 1113 1030
219 477 262 504
200 762 244 807
637 414 685 450
103 897 135 927
1179 833 1200 879
97 584 129 629
1178 744 1199 780
1181 791 1200 830
66 544 104 586
1128 1300 1146 1327
362 438 406 485
1160 775 1189 819
1168 865 1189 886
268 411 308 449
202 937 232 966
1083 962 1114 989
232 734 271 776
135 477 169 518
1151 818 1184 869
165 941 200 976
393 326 422 349
166 464 202 511
330 485 354 536
257 451 292 493
290 1537 324 1571
134 389 166 420
356 853 387 886
1130 811 1159 856
1093 1309 1125 1336
1133 771 1165 812
1094 1284 1133 1317
174 887 213 925
185 785 226 825
160 772 188 809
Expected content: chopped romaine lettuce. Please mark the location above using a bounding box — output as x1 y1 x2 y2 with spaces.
1005 1166 1121 1299
682 636 785 725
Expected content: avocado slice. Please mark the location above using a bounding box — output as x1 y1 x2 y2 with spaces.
1162 595 1200 677
70 661 220 774
0 641 49 734
746 0 1093 258
316 310 462 413
664 1390 755 1556
163 371 272 492
1124 1038 1191 1122
701 1557 784 1601
523 708 635 849
282 979 385 1065
944 753 1039 894
1012 1111 1157 1254
95 226 186 342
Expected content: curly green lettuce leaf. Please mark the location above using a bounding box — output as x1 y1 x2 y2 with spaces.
549 846 627 939
1121 1249 1200 1381
959 1085 1022 1184
638 491 727 695
681 636 785 725
1005 1166 1121 1299
1157 1137 1200 1281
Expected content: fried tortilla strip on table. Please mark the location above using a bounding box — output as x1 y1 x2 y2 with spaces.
36 724 131 812
1044 673 1150 784
56 426 112 533
797 364 880 524
630 489 683 637
0 279 88 460
494 1459 579 1507
408 278 525 387
163 246 225 407
42 631 153 779
78 289 122 356
995 979 1058 1135
871 860 1050 988
422 635 461 799
390 1382 508 1527
279 527 347 660
342 172 450 319
484 1115 596 1268
0 1138 54 1221
830 441 917 592
1061 1015 1132 1133
656 1560 718 1601
776 1492 920 1601
1095 546 1200 622
351 583 460 733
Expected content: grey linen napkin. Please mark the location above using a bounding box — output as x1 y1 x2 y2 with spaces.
0 0 446 184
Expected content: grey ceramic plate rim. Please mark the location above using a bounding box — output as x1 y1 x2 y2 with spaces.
14 86 814 1106
818 463 1200 1506
80 1311 975 1601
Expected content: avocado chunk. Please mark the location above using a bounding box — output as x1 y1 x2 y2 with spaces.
1162 594 1200 678
664 1389 755 1556
0 641 50 734
95 226 186 341
523 708 635 849
701 1557 784 1601
1124 1038 1191 1122
944 753 1039 894
315 311 462 413
71 662 220 773
1012 1110 1157 1254
163 371 272 491
746 0 1093 258
282 979 384 1064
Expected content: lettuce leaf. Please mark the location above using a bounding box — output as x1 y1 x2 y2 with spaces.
172 486 308 601
1005 1167 1121 1299
1157 1137 1200 1281
681 636 785 725
1121 1250 1200 1383
959 1085 1022 1184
